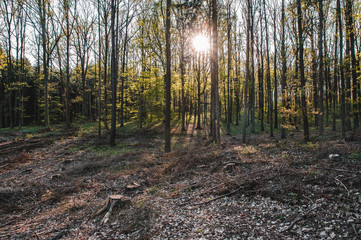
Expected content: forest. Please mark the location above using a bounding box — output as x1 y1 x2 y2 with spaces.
0 0 361 239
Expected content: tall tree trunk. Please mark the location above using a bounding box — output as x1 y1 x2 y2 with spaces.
226 2 232 135
259 11 265 132
97 0 102 139
120 5 130 128
311 21 318 127
103 5 109 130
242 0 251 143
196 54 202 129
346 0 359 129
273 8 278 129
235 27 240 126
180 27 186 131
318 0 324 135
40 0 50 129
297 0 309 141
210 0 220 142
280 0 286 138
164 0 172 152
65 0 71 128
264 0 273 137
109 0 117 146
337 0 346 138
250 6 255 133
332 16 338 132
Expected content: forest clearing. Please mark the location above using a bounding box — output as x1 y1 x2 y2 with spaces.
0 122 360 239
1 0 361 238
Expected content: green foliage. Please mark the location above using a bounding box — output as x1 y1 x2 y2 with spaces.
349 151 361 162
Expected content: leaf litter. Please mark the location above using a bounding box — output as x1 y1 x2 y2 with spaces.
0 129 360 239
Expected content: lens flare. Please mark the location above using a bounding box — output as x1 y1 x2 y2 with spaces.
192 34 210 52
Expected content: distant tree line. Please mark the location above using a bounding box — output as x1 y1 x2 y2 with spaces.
0 0 360 147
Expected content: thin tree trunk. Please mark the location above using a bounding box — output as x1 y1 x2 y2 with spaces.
318 0 324 135
98 0 102 139
164 0 172 152
210 0 220 142
242 0 251 143
337 0 346 138
297 0 309 141
226 2 231 135
264 0 273 137
346 0 359 129
280 0 286 138
273 8 278 129
109 0 117 146
250 6 255 133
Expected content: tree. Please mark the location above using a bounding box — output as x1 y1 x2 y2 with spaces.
0 0 17 128
280 0 286 138
337 0 346 138
273 7 278 130
74 4 95 120
318 0 324 135
226 0 232 135
210 0 220 143
164 0 171 152
97 0 102 139
242 0 251 144
29 0 62 129
62 0 77 128
297 0 310 141
345 0 358 129
263 0 273 137
109 0 118 146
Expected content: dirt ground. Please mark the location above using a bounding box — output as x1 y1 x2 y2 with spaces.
0 125 360 239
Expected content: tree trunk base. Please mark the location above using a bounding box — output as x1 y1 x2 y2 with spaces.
93 195 131 224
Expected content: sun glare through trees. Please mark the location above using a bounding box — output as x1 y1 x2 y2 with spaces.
192 34 210 52
0 0 361 238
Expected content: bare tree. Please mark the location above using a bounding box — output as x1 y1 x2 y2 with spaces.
263 0 273 137
165 0 172 152
280 0 286 138
242 0 251 143
74 3 95 120
318 0 324 135
210 0 220 143
28 0 62 129
109 0 118 146
297 0 309 141
337 0 346 138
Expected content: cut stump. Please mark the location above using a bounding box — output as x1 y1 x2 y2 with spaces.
93 195 131 224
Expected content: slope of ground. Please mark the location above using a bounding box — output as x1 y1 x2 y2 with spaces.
0 124 360 239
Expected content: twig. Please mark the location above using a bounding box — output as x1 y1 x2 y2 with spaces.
92 196 110 217
0 163 9 169
302 194 314 203
352 224 359 237
314 166 360 174
335 177 350 197
282 205 318 232
34 232 41 240
101 201 116 224
193 185 244 206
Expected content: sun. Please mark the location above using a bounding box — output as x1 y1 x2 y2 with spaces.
192 34 210 52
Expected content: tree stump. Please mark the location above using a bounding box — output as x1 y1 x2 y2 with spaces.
93 195 131 224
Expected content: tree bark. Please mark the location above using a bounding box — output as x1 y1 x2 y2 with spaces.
318 0 324 135
263 0 273 137
280 0 286 138
297 0 309 141
164 0 172 152
109 0 117 146
210 0 220 143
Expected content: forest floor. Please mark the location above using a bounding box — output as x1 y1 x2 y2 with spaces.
0 122 361 239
